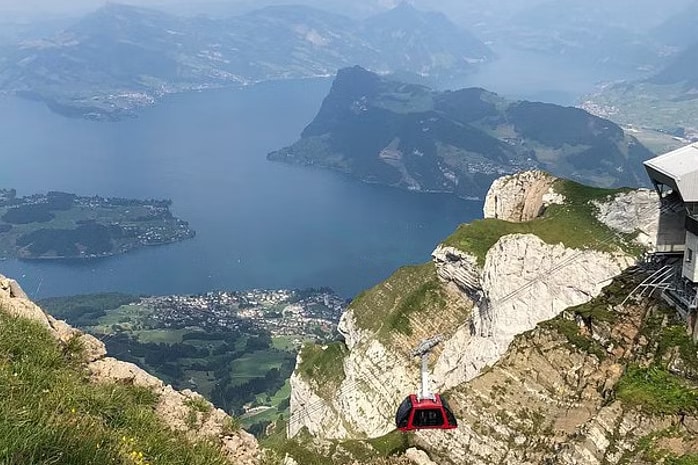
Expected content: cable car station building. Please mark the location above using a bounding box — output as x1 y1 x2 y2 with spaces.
644 143 698 339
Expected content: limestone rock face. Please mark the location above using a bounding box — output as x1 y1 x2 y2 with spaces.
404 448 438 465
0 277 51 326
289 369 349 438
0 275 260 465
483 170 562 222
431 245 482 300
289 234 635 439
434 234 633 391
289 332 414 439
594 189 661 249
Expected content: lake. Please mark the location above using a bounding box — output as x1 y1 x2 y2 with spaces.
0 79 480 299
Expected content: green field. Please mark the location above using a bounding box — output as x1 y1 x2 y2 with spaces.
242 380 293 429
230 350 292 386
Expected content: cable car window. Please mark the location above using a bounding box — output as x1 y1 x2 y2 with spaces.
441 397 458 427
413 408 444 427
395 397 413 428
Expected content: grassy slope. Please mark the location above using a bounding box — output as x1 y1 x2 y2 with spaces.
442 179 641 266
297 342 349 399
0 310 231 465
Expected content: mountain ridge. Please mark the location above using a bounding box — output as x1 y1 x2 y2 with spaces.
0 2 492 119
270 67 653 199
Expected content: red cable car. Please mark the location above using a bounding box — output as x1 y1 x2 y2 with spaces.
395 336 458 431
395 393 458 431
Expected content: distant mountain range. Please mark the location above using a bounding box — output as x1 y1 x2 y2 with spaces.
651 1 698 50
419 0 695 81
0 2 492 120
485 0 684 74
269 67 652 199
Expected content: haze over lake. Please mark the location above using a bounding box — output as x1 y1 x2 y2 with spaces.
0 78 479 299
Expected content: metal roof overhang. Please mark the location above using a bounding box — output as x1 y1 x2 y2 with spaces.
645 165 680 195
644 144 698 202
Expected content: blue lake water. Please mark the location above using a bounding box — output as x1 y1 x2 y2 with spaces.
0 79 481 299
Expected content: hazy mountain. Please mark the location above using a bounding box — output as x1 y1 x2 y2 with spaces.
581 41 698 139
360 2 492 71
651 41 698 87
651 1 698 49
495 0 680 74
269 67 652 199
0 2 492 119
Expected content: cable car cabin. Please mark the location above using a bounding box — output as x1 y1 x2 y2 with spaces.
395 394 458 431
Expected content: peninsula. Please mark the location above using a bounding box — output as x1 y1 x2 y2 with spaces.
0 189 194 260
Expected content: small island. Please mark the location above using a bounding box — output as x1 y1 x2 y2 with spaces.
0 189 195 260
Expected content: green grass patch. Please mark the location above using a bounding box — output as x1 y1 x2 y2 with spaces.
667 455 698 465
367 429 411 456
184 396 212 415
297 342 348 398
38 293 139 327
664 454 698 465
442 179 640 266
131 328 196 344
542 317 607 360
616 365 698 415
272 335 304 351
229 349 291 387
349 262 446 337
86 304 154 333
573 302 616 323
261 424 410 465
658 326 698 373
387 275 446 336
0 312 230 465
243 379 293 430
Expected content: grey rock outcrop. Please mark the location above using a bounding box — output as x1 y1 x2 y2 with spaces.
0 276 259 465
404 448 438 465
431 246 482 300
434 234 633 390
482 170 563 222
594 189 661 249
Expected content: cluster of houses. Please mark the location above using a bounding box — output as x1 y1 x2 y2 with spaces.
140 289 346 340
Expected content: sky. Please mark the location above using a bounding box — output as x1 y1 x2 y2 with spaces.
0 0 694 27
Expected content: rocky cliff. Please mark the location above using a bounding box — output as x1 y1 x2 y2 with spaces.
0 276 260 465
284 171 698 464
414 280 698 464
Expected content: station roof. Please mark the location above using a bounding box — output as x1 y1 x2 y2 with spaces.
644 143 698 202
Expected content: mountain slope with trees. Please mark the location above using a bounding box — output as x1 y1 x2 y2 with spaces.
270 67 652 199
